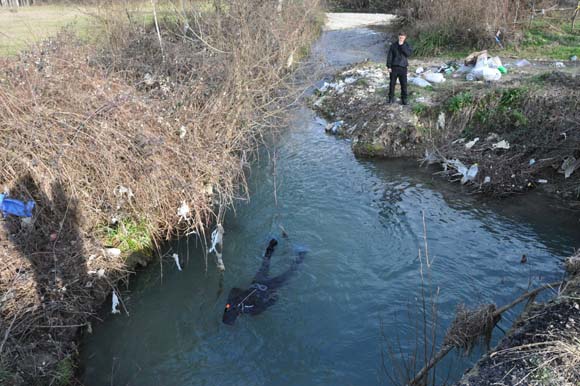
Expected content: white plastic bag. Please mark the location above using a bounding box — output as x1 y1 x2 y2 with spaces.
482 67 501 82
424 72 445 84
410 77 431 88
209 224 225 271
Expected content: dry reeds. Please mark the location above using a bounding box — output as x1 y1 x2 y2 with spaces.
0 0 322 383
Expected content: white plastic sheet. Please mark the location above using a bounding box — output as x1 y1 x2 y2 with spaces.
172 253 183 271
209 224 225 271
424 72 445 84
111 291 120 314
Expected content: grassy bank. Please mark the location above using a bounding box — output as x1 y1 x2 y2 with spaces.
0 5 91 56
0 1 323 384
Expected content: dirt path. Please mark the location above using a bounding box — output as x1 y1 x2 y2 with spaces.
324 12 397 31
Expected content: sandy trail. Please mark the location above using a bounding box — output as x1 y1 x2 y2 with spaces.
324 12 397 31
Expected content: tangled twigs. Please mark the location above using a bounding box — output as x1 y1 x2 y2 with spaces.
409 281 562 385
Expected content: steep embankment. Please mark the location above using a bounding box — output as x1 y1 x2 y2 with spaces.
0 1 322 384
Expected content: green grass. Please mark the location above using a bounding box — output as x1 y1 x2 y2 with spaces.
0 5 92 56
505 19 580 60
100 218 153 255
0 2 206 57
410 17 579 60
53 358 74 386
447 91 473 113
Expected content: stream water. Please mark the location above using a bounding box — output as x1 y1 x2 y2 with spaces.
80 28 580 386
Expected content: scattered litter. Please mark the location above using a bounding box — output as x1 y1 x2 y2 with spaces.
172 253 182 271
424 72 445 84
344 76 357 84
529 159 536 166
0 194 35 218
466 72 476 81
179 126 187 139
111 291 120 314
209 224 225 271
144 73 155 86
409 77 431 88
105 248 121 258
484 176 491 184
537 179 548 184
326 120 344 135
452 138 466 145
464 50 488 66
497 66 507 74
488 56 502 69
482 67 502 82
571 55 578 62
465 137 480 149
97 268 105 278
446 159 479 184
437 112 445 130
552 61 566 68
515 59 531 67
486 133 499 142
457 65 473 74
177 201 190 222
492 140 510 150
114 185 134 200
422 149 440 165
415 66 424 74
463 164 479 184
560 157 580 179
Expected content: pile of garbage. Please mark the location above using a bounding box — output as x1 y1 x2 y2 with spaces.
410 50 509 88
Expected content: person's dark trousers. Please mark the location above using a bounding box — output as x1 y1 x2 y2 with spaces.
389 65 408 103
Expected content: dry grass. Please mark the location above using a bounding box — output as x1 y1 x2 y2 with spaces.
0 0 322 384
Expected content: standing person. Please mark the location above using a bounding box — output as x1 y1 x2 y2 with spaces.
387 32 413 105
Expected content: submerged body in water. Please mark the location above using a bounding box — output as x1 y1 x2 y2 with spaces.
222 238 306 325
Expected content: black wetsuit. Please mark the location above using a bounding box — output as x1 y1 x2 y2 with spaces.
222 239 305 325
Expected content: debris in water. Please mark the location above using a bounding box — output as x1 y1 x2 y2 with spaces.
325 120 343 135
209 224 225 271
520 254 527 264
111 291 121 314
172 253 182 271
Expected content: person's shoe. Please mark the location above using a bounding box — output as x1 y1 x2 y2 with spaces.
388 97 394 104
401 99 408 106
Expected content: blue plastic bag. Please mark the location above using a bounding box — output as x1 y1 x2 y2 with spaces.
0 194 35 218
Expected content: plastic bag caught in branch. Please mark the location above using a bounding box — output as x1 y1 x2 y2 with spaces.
209 224 225 271
112 291 121 314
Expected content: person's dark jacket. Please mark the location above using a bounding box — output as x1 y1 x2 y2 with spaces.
387 41 412 69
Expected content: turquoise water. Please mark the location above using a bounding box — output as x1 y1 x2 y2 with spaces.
80 29 580 386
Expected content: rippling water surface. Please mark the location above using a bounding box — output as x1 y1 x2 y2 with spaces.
80 28 580 385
